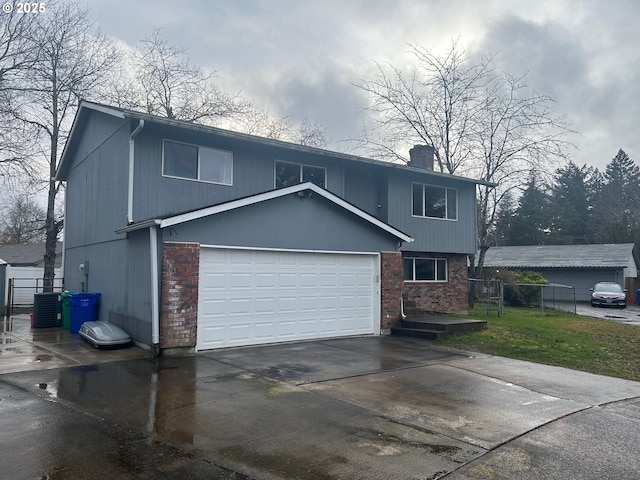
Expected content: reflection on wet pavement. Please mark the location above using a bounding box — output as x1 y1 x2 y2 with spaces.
3 320 640 479
0 314 148 374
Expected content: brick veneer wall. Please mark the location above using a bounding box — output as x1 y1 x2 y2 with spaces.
160 242 200 350
403 254 469 314
380 251 403 331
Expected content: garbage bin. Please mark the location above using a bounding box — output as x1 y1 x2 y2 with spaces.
637 289 640 306
70 292 101 334
59 291 73 330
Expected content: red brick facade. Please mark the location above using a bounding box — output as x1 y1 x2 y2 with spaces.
380 251 403 331
158 244 467 349
160 242 200 349
403 254 468 314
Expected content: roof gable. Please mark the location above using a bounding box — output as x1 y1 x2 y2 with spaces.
117 182 413 244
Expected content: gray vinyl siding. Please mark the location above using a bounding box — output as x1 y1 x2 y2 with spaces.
387 173 477 254
64 116 130 248
343 166 387 219
131 125 344 221
63 240 126 322
161 193 399 253
63 233 153 345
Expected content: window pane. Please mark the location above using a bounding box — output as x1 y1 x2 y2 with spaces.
436 259 447 281
164 141 197 179
403 259 414 280
425 186 446 218
446 189 457 220
412 183 423 216
200 147 233 184
414 259 435 281
302 165 326 188
275 161 301 188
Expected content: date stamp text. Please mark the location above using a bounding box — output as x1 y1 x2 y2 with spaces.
3 2 47 14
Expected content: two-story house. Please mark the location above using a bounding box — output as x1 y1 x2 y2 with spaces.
56 100 488 354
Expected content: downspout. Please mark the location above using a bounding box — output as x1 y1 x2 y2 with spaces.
149 225 160 357
128 119 145 224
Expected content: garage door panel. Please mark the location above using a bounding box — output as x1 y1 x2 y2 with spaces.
197 248 378 350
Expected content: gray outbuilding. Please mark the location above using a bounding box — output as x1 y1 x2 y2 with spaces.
481 244 639 302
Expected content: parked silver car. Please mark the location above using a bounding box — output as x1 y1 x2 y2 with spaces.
590 282 627 308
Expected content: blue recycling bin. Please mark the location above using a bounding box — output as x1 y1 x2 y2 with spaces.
637 289 640 306
70 292 101 334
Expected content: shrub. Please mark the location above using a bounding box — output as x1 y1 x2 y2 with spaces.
482 269 548 307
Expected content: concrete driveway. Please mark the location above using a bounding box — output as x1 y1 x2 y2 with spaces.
576 302 640 325
2 316 640 479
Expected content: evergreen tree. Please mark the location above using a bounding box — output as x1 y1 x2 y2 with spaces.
508 174 551 245
489 191 516 246
591 149 640 244
548 162 591 244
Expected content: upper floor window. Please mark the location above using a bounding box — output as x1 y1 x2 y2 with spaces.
403 257 447 282
412 183 457 220
275 160 326 189
163 140 233 185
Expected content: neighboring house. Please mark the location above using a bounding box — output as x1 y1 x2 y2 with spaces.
482 244 639 302
55 100 490 354
0 242 63 308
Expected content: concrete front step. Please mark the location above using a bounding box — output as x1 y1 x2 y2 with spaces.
390 326 442 340
391 316 487 340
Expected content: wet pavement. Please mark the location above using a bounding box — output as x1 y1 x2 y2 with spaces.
576 302 640 325
2 314 640 479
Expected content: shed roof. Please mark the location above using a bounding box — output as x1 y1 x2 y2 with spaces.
482 244 638 269
0 243 63 266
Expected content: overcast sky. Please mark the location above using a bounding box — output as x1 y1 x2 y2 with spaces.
88 0 640 173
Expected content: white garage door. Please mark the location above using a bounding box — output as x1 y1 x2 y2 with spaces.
197 247 379 350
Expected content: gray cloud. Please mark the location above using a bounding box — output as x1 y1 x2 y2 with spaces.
88 0 640 170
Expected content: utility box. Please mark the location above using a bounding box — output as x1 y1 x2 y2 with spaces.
33 293 62 328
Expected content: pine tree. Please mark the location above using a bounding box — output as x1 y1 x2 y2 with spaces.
548 162 591 244
591 149 640 244
508 174 551 245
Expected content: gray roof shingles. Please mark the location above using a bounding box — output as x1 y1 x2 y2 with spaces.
0 243 62 266
482 244 637 269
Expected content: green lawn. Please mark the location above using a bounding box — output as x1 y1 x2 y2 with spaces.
436 306 640 381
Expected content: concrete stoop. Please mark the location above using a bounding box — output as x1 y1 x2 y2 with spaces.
391 316 487 340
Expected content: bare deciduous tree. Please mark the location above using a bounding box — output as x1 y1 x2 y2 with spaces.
355 40 491 172
13 1 121 289
228 104 328 147
356 40 574 282
104 27 242 124
472 73 574 276
0 8 38 181
0 195 46 244
104 28 328 147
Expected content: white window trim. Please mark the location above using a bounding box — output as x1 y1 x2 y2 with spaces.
404 257 448 282
411 182 458 221
162 139 233 186
274 159 327 189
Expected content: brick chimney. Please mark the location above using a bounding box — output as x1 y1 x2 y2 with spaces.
408 144 434 170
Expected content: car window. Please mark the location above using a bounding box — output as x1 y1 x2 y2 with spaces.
595 283 622 293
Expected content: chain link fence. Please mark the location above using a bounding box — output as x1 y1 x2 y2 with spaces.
469 279 576 316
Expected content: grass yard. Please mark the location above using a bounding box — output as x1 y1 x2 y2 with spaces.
437 306 640 382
